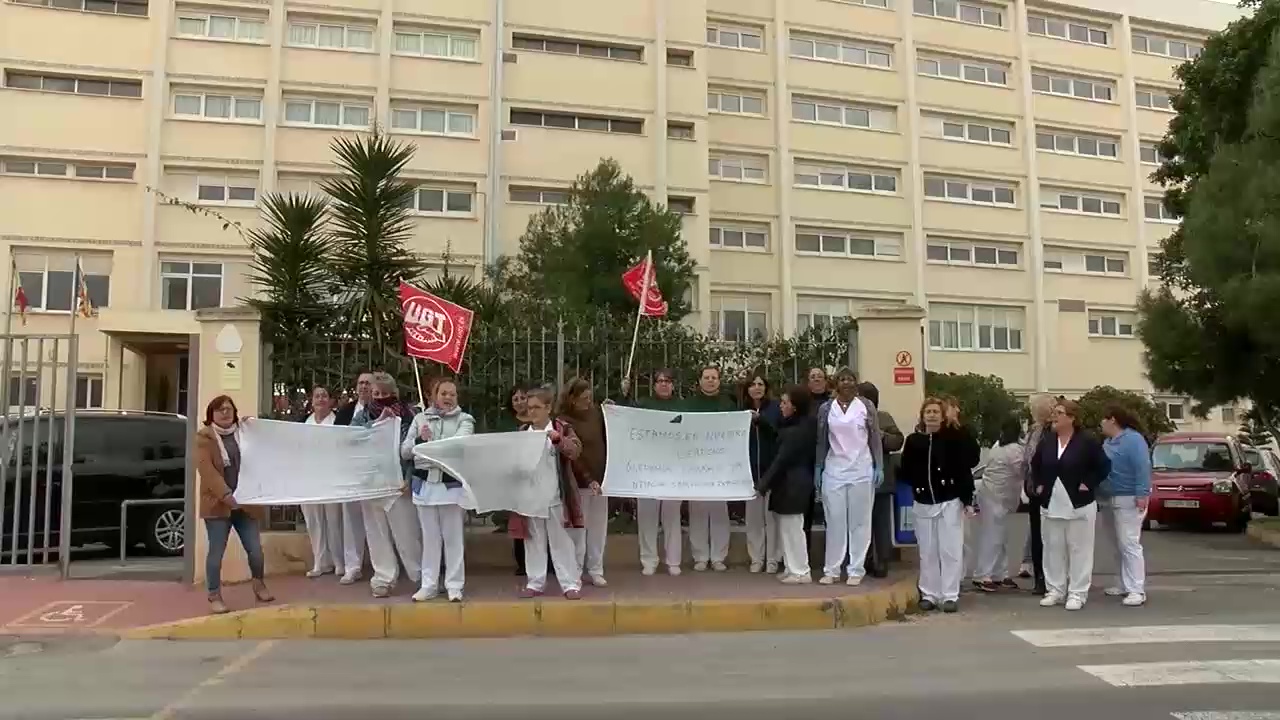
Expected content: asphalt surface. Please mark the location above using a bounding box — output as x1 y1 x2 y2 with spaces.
2 523 1280 720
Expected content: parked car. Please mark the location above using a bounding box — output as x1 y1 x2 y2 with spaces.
1242 445 1280 516
1148 431 1253 532
0 410 188 558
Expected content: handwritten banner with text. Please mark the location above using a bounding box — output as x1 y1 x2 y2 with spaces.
601 405 755 501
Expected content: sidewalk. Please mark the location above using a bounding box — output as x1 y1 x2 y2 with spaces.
0 567 919 640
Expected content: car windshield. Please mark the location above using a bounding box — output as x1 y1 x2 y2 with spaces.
1152 441 1234 472
1244 448 1262 468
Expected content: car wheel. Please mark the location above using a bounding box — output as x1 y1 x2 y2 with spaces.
142 507 185 556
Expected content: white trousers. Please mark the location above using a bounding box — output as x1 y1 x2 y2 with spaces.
571 490 608 578
416 504 465 593
340 501 366 574
361 494 422 590
822 481 875 579
1042 504 1097 602
1098 496 1146 595
302 503 344 574
688 501 730 564
974 492 1012 581
745 496 779 566
777 513 810 576
638 498 683 570
915 498 965 603
525 504 580 593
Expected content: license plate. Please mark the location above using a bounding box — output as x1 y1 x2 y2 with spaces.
1165 499 1200 509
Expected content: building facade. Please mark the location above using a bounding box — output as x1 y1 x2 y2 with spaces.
0 0 1248 429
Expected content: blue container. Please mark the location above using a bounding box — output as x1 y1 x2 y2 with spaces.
892 481 917 547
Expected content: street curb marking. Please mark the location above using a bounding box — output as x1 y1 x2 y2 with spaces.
122 578 918 641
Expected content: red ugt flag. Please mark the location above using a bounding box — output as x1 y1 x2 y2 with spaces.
399 282 474 372
621 254 668 318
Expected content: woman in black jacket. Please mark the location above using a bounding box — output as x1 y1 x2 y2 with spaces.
900 397 979 613
756 386 816 584
1030 399 1110 611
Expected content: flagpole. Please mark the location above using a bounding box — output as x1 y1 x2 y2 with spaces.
3 253 14 338
410 358 427 410
68 254 80 345
624 250 653 383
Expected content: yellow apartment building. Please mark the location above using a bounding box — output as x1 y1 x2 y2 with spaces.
0 0 1249 431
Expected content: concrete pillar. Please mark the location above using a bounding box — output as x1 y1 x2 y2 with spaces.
854 305 927 428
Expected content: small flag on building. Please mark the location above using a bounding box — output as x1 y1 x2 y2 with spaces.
12 258 27 326
75 260 94 318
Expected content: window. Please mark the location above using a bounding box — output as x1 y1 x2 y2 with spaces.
510 109 643 135
1136 86 1174 111
797 298 850 333
1132 31 1203 60
706 24 764 51
1084 253 1127 275
415 187 474 215
512 34 642 61
7 376 38 407
710 295 769 342
916 55 1008 86
929 304 1024 352
1148 252 1162 276
668 196 695 214
1042 248 1126 275
921 114 1013 146
287 21 375 51
709 154 767 183
176 13 266 41
926 238 1019 267
789 34 892 69
914 0 1003 27
923 175 1017 206
1088 312 1136 338
160 261 222 311
791 96 895 130
75 375 104 409
283 97 372 128
390 105 476 137
1140 141 1167 166
794 161 898 194
1144 196 1179 222
1035 130 1118 159
1030 71 1114 102
187 174 257 206
795 228 901 259
1222 407 1238 425
667 49 694 67
1039 189 1123 216
2 157 133 180
709 223 769 251
707 90 766 116
4 71 141 98
393 27 479 59
667 121 695 140
276 175 334 198
15 0 146 15
1027 14 1109 46
172 90 262 122
509 186 569 205
1156 399 1187 422
841 0 890 6
15 255 111 313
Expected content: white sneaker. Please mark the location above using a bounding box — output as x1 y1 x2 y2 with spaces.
847 576 863 587
641 566 656 576
693 561 708 572
1104 586 1124 597
411 588 437 602
447 590 463 603
1065 597 1085 611
305 568 327 579
339 570 362 585
1122 592 1146 607
749 562 764 574
712 561 728 572
765 562 779 574
372 585 391 599
667 565 682 576
818 575 837 585
589 574 608 587
1039 594 1063 607
780 573 813 585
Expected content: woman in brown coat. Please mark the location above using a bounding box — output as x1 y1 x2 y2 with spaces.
197 394 273 614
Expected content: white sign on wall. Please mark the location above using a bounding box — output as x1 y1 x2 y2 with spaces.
601 405 755 501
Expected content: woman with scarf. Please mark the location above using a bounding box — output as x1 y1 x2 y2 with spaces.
353 372 423 598
740 372 781 573
558 377 609 588
402 378 475 603
815 367 883 586
303 385 345 579
197 395 272 614
756 386 817 583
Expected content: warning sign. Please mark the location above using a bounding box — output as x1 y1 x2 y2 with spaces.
893 367 916 385
895 351 913 367
5 601 132 630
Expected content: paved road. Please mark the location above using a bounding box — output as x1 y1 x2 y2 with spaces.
3 526 1280 720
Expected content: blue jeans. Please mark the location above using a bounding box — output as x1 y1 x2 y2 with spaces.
204 510 265 594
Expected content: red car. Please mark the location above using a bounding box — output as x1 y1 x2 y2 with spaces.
1148 432 1252 532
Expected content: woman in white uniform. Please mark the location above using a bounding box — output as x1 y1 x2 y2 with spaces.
973 417 1024 592
302 385 345 579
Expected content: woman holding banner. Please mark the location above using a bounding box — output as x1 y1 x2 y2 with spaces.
302 385 345 580
559 377 610 588
756 386 816 583
621 370 685 576
682 366 737 572
494 384 532 576
740 372 781 574
815 368 883 587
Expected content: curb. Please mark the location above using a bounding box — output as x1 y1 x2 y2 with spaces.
1247 522 1280 549
123 579 919 641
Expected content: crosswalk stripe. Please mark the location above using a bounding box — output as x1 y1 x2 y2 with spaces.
1079 659 1280 687
1172 713 1280 719
1012 625 1280 648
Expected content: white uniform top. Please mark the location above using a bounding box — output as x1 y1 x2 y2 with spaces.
305 412 335 427
1045 436 1092 520
527 423 562 508
822 398 874 488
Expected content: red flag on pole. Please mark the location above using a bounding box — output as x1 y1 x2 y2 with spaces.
398 282 474 373
621 254 668 317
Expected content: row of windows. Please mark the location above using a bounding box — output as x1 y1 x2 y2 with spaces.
0 158 134 180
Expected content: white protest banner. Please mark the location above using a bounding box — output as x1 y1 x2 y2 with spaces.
234 418 404 505
413 431 558 518
601 405 754 501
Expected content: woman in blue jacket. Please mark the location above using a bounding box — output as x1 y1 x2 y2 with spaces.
1099 405 1152 607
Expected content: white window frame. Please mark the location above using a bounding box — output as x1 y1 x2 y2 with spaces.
709 223 769 252
925 238 1019 268
1136 86 1174 112
1082 252 1128 276
789 33 893 69
913 0 1004 28
1156 399 1187 422
922 114 1013 146
160 260 224 311
1035 129 1119 159
923 175 1017 207
1131 32 1203 61
509 186 570 205
928 304 1025 353
709 295 769 342
75 374 105 409
176 13 267 43
4 71 142 98
276 175 333 198
1144 196 1179 223
1088 311 1136 338
706 24 765 52
1139 141 1167 166
795 227 902 260
393 28 479 60
667 121 695 140
190 174 258 207
287 20 376 52
2 158 133 181
414 186 475 217
794 161 898 195
796 297 852 333
1039 189 1123 217
1027 14 1110 47
282 97 372 128
172 90 263 123
708 154 767 184
389 104 476 137
707 90 766 116
1031 71 1115 102
916 55 1009 87
791 96 894 130
15 257 111 314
